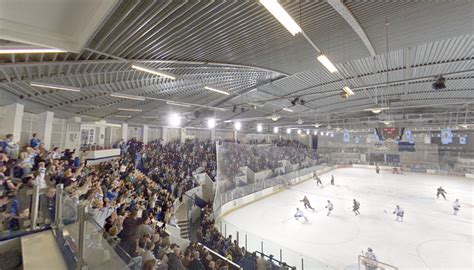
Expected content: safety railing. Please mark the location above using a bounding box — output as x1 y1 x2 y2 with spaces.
358 255 398 270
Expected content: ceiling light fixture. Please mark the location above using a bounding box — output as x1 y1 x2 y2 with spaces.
207 118 216 129
112 115 131 118
110 93 146 101
168 113 182 127
0 47 66 54
204 86 230 96
257 124 263 133
282 108 293 112
317 54 338 73
314 130 318 135
118 108 142 112
286 128 291 134
166 101 192 108
30 82 81 92
259 0 302 36
274 127 279 133
342 86 354 96
224 120 232 123
141 116 159 119
131 64 177 80
297 129 302 134
306 130 310 135
234 122 242 131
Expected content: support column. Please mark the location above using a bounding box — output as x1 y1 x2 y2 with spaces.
162 127 168 143
64 117 81 150
0 103 24 141
143 124 149 144
121 123 128 141
97 120 106 146
234 131 238 142
37 111 54 149
210 129 215 141
180 128 186 144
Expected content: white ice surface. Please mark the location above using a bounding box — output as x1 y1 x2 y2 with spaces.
221 168 474 269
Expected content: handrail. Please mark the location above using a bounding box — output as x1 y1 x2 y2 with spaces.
255 250 295 269
197 242 243 269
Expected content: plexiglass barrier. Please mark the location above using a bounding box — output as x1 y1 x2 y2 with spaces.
219 219 333 269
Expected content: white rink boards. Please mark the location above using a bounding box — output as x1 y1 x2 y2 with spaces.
222 168 474 269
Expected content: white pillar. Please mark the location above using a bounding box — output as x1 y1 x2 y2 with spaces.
64 116 81 150
97 120 106 146
121 123 128 141
234 131 238 142
162 127 168 143
180 128 186 143
143 124 149 144
37 111 54 149
210 129 215 141
0 103 24 141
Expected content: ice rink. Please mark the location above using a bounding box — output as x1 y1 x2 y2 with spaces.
222 168 474 269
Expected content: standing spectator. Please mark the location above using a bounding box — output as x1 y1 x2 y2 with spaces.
188 251 205 270
30 133 41 149
167 243 185 270
3 134 19 160
40 186 56 224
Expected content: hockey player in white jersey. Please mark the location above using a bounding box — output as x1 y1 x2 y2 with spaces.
325 200 334 216
393 205 404 222
452 199 461 215
294 208 308 222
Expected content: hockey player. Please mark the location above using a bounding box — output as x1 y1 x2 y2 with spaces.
393 205 404 222
353 199 361 216
314 172 322 186
325 200 334 216
452 199 460 215
330 175 335 185
362 248 378 270
294 208 308 222
300 196 315 211
436 186 447 200
375 164 380 174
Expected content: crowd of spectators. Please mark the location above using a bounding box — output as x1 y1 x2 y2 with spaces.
0 133 308 269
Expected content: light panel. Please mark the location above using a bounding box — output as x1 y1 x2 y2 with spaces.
0 47 66 54
110 93 146 101
166 101 192 108
204 86 230 95
118 108 142 112
30 82 81 92
317 54 338 73
131 64 177 80
342 86 355 96
260 0 302 36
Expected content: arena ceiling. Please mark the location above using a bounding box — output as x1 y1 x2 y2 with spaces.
0 0 472 131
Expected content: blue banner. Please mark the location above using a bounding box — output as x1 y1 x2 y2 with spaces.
440 128 453 144
459 136 467 145
343 130 350 143
404 129 414 143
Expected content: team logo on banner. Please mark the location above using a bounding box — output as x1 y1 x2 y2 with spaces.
404 129 414 143
440 128 453 144
459 136 467 145
343 130 350 143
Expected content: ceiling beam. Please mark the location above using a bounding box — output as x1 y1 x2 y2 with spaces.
326 0 376 57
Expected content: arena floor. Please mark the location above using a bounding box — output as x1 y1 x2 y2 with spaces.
221 168 474 269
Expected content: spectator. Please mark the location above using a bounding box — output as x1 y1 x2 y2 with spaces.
189 251 205 270
167 243 185 270
29 133 41 149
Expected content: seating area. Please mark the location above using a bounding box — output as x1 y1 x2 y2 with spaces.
1 133 308 269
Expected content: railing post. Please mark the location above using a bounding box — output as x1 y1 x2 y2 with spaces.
30 185 40 230
236 231 239 246
301 257 304 270
76 205 87 270
224 223 227 237
54 184 64 228
279 249 282 262
261 241 263 253
245 234 247 249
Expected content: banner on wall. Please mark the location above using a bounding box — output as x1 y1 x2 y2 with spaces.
440 128 453 144
355 136 360 144
424 136 431 144
342 130 350 143
404 129 414 143
459 136 467 145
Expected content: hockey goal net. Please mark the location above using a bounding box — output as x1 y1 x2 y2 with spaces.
358 255 398 270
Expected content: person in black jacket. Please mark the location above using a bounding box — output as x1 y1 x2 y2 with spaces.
167 243 185 270
188 251 205 270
